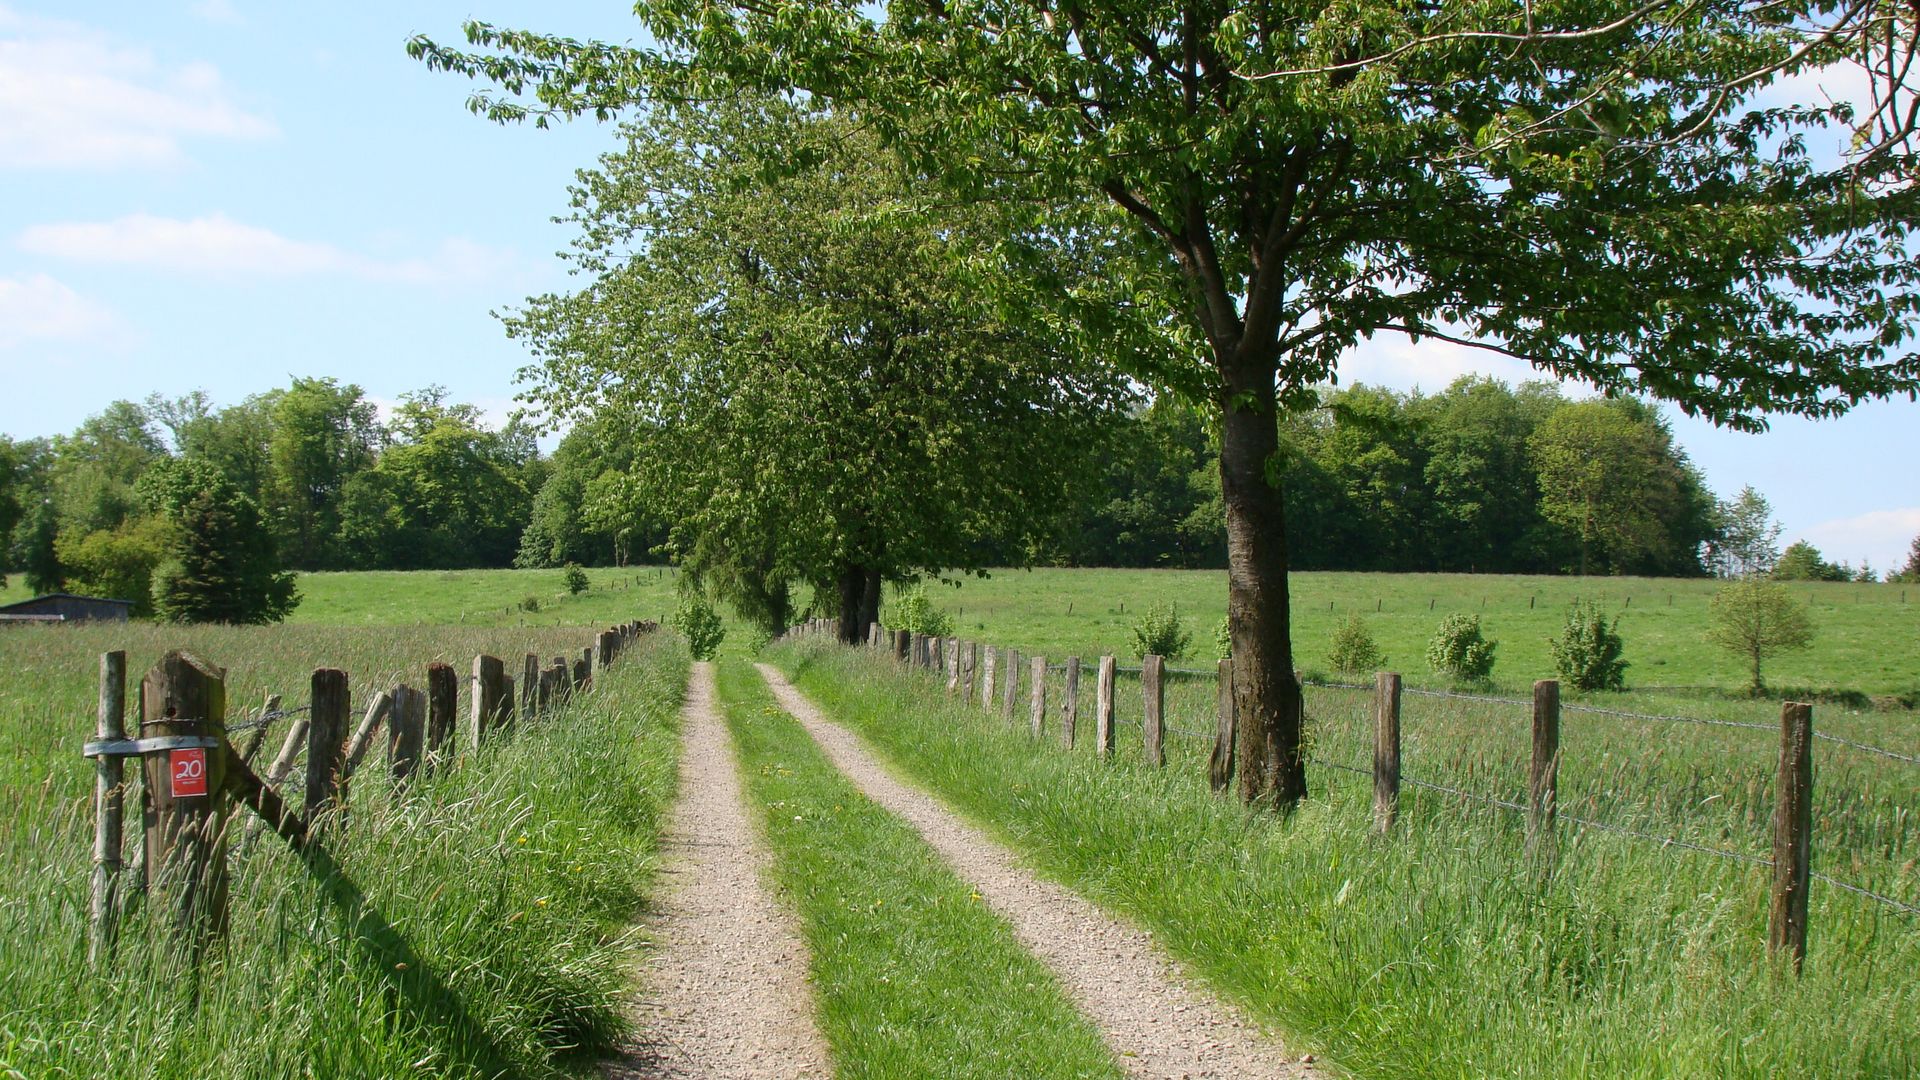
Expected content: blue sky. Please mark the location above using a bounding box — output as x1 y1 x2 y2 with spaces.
2 2 1916 572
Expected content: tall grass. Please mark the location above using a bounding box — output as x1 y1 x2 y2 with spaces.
0 622 689 1078
777 642 1920 1079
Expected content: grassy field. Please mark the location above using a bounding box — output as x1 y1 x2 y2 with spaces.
915 567 1920 701
774 641 1920 1079
714 660 1120 1079
0 620 688 1078
287 564 684 628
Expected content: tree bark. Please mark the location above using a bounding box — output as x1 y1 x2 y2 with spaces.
858 568 882 638
835 563 870 644
1220 358 1308 809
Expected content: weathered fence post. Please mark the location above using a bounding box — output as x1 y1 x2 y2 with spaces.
389 685 424 783
912 633 927 670
1096 656 1116 759
981 645 997 712
1209 658 1235 792
342 690 394 787
960 642 977 705
946 640 961 694
1528 679 1560 857
1142 655 1165 767
425 662 456 764
308 668 349 816
1373 672 1402 832
1063 657 1081 748
470 655 504 751
894 629 910 663
1770 701 1815 971
89 650 127 965
140 651 230 940
522 654 539 721
1001 648 1021 720
1030 656 1048 738
597 631 617 671
574 650 590 694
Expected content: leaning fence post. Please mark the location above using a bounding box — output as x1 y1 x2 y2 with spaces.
1209 658 1235 792
1770 701 1815 972
1030 656 1048 738
1373 672 1402 832
89 650 127 965
1063 657 1081 748
140 651 230 940
307 668 349 817
1528 679 1560 857
1096 656 1116 759
1142 655 1165 767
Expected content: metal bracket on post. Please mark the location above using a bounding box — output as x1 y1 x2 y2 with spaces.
83 734 223 757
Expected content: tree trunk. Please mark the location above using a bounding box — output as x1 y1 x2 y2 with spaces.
835 563 870 644
858 568 882 636
1219 359 1308 809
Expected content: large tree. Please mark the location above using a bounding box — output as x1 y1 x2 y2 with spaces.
416 1 1920 807
500 96 1128 638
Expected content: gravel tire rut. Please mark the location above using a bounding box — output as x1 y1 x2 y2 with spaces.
755 663 1317 1080
604 662 829 1080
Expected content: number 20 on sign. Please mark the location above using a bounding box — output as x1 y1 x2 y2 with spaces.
169 748 208 798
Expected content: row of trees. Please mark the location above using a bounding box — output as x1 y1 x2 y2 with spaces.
1058 379 1722 577
0 380 545 618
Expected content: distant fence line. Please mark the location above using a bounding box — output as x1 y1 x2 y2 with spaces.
786 617 1918 972
79 619 658 964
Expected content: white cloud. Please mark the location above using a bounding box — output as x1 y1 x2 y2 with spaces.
17 213 522 285
188 0 242 25
1792 507 1920 575
0 272 124 350
0 6 273 169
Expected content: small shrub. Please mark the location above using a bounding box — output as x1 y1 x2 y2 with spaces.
889 583 954 637
562 564 590 595
675 591 726 660
1214 616 1232 659
519 595 541 613
1707 578 1814 695
1549 600 1628 691
1328 614 1386 675
1131 601 1193 660
1426 613 1497 686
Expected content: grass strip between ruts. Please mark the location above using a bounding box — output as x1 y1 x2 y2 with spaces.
712 659 1121 1080
771 642 1919 1080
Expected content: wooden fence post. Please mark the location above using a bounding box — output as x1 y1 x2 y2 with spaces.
389 685 424 783
1770 701 1815 971
1063 657 1081 748
425 662 456 765
1528 679 1560 857
1096 656 1116 759
1209 658 1234 792
470 655 504 751
597 631 617 671
308 668 349 816
574 650 590 694
946 640 961 694
140 651 230 940
1373 672 1402 832
1142 655 1165 767
522 654 539 722
1030 656 1048 738
89 650 126 965
981 645 997 712
960 642 977 705
1001 648 1021 720
342 690 394 785
912 633 927 670
895 629 911 662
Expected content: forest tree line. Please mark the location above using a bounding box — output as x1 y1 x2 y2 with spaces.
7 371 1901 620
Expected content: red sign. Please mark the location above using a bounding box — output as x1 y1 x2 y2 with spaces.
169 748 208 798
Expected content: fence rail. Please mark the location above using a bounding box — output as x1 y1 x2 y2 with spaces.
79 619 659 960
786 616 1917 973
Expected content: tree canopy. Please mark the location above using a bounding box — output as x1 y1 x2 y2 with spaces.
502 95 1130 636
